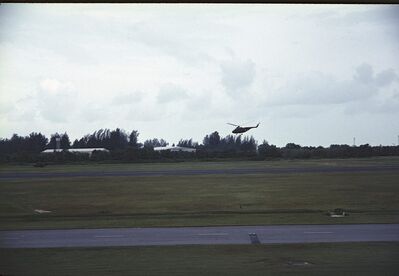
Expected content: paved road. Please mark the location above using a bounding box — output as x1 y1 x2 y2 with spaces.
1 165 399 179
1 224 398 248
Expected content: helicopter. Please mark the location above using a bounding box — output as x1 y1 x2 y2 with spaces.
227 122 260 134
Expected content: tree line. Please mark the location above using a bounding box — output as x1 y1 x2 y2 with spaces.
0 128 398 163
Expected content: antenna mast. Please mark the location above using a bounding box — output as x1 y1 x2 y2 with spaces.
55 137 61 152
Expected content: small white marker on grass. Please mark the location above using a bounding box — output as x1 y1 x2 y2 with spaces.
304 231 333 234
94 235 125 238
34 209 52 214
197 233 229 236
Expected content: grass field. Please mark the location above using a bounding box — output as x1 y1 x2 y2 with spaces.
1 242 398 275
1 158 398 230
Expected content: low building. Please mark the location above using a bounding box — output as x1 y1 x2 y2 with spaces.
41 148 109 156
153 146 196 153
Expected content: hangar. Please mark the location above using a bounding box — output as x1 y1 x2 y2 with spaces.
41 148 109 156
153 146 196 153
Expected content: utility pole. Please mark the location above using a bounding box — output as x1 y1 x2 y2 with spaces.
353 137 356 147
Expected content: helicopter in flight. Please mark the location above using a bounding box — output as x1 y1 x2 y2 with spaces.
227 122 260 134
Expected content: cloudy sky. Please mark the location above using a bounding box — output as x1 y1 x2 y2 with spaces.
1 4 398 146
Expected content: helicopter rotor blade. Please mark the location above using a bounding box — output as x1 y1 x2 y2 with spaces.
227 123 239 127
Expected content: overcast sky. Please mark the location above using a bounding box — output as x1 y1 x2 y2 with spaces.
1 4 398 146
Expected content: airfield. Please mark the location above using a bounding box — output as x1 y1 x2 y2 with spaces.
1 157 399 275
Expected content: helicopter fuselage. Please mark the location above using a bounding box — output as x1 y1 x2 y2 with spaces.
232 123 259 134
232 127 253 134
229 123 259 134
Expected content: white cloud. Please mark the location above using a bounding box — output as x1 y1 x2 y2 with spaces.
8 96 38 122
220 58 256 97
375 69 398 87
80 104 108 123
36 78 77 123
0 100 13 115
157 84 188 103
261 64 398 107
39 78 74 95
354 63 374 84
112 92 143 106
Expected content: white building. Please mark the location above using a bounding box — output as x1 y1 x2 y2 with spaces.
153 146 196 153
41 148 109 156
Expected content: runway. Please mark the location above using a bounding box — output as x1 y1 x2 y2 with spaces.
1 224 398 248
1 165 398 179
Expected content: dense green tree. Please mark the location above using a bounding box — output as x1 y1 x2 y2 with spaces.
60 132 71 149
177 138 198 148
27 132 48 152
129 130 140 148
203 131 220 148
109 128 128 150
285 143 301 149
144 138 168 149
2 128 399 163
258 140 281 158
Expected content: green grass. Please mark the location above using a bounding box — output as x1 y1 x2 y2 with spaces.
1 242 398 275
2 159 397 275
1 160 398 229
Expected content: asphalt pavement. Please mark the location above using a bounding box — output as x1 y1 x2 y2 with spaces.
1 224 398 248
1 165 399 179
